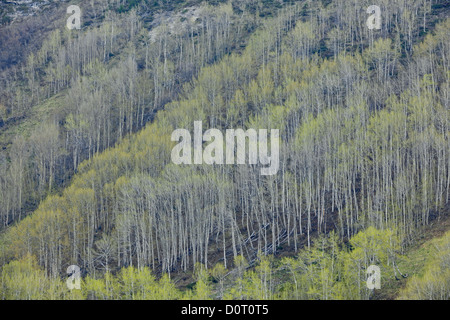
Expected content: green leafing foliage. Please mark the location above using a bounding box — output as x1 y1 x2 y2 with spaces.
0 0 449 300
0 227 408 300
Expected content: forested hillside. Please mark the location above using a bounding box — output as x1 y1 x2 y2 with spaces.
0 0 449 300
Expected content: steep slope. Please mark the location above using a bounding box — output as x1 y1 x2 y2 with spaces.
0 0 449 300
0 0 277 228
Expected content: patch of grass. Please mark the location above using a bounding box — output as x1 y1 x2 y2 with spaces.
0 92 66 149
383 212 450 300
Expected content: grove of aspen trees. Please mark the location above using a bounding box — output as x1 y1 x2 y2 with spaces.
0 0 449 299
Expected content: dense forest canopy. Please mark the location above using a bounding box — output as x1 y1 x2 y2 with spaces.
0 0 449 300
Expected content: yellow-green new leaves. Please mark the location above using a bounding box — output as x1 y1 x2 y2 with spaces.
0 254 74 300
399 230 450 300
